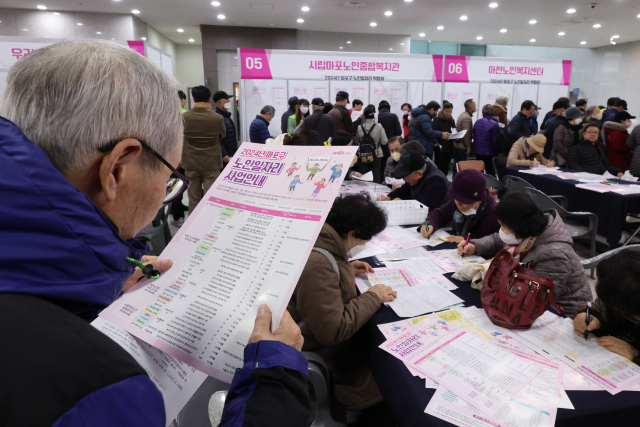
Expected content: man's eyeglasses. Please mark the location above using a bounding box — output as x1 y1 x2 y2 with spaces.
99 139 190 205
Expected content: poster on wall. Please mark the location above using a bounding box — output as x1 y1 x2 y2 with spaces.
330 80 369 109
239 49 444 83
370 81 408 120
443 82 480 121
443 55 571 86
287 80 329 103
243 79 288 138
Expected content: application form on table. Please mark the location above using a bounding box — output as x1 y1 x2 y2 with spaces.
92 318 207 426
380 317 542 417
351 227 433 260
100 143 357 382
386 280 464 318
503 311 640 394
384 258 448 283
425 249 486 273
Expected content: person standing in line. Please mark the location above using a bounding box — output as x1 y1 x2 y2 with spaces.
292 98 337 144
350 99 364 120
603 99 627 124
492 94 509 127
550 106 584 166
213 91 237 167
529 104 540 135
540 100 569 131
432 101 456 176
170 90 190 227
323 102 334 114
508 100 536 143
182 85 226 213
605 111 635 171
576 99 588 115
288 98 310 134
178 90 188 113
328 91 365 136
249 106 275 145
406 101 451 160
473 104 500 176
377 100 402 179
354 105 388 184
401 103 412 137
583 105 603 125
281 96 299 134
453 99 476 177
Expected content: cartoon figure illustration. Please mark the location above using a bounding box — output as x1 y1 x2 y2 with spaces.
286 162 301 177
306 162 327 180
491 332 503 338
391 325 403 332
329 163 344 183
288 175 303 191
311 178 328 198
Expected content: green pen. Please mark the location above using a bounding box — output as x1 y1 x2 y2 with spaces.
126 257 161 279
425 218 429 237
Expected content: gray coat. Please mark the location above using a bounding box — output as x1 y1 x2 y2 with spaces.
627 125 640 177
471 210 592 318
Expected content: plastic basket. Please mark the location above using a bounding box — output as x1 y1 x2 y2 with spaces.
375 200 428 226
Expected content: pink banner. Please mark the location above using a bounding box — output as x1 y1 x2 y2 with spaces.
208 196 320 221
444 55 470 83
562 60 572 86
240 48 273 79
127 40 145 56
432 55 444 82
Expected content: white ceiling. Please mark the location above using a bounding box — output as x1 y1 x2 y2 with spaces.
8 0 640 48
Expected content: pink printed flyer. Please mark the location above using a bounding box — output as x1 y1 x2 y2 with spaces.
100 142 358 382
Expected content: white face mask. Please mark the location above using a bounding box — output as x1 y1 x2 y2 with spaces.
625 120 633 128
593 112 603 120
573 118 582 125
300 106 309 114
347 236 366 258
499 228 522 245
403 110 409 116
461 207 477 216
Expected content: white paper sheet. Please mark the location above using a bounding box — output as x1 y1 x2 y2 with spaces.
351 227 432 260
380 317 542 417
558 388 574 410
92 318 208 425
99 143 358 382
383 259 449 285
366 268 416 290
385 176 406 186
425 249 486 273
376 247 429 261
387 281 464 318
448 129 468 140
354 171 374 181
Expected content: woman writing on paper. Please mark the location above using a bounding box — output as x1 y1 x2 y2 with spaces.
573 252 640 363
288 194 397 425
458 192 592 317
420 169 500 244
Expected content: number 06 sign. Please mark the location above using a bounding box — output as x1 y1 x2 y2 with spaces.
444 56 470 83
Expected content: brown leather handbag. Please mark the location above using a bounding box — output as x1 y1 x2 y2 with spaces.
481 249 564 329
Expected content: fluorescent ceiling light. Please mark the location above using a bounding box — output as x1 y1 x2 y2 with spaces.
389 48 393 50
131 9 140 14
460 15 468 20
593 24 601 28
301 6 309 11
177 28 184 32
297 18 304 23
476 36 483 40
37 5 47 10
419 32 425 37
77 22 83 25
558 32 565 36
370 22 377 26
189 39 195 42
530 39 536 42
339 46 343 49
529 19 537 24
580 41 587 44
346 40 351 43
437 25 444 30
97 32 102 34
489 3 498 7
217 14 225 19
211 1 220 5
53 12 60 15
141 37 146 40
500 28 507 33
384 11 392 16
612 35 620 38
567 8 576 13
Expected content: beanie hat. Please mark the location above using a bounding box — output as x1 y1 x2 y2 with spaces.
448 169 486 204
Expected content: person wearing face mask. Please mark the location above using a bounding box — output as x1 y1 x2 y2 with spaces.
420 169 500 244
383 136 405 178
459 192 592 318
354 104 388 184
432 101 456 176
573 252 640 363
550 107 584 166
583 105 603 125
401 102 412 138
288 98 310 134
379 151 450 212
568 123 622 177
287 194 397 424
605 111 636 171
506 134 555 167
627 121 640 177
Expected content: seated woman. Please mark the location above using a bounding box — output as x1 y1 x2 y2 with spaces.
420 169 500 243
459 192 592 318
287 194 397 415
506 134 555 168
573 251 640 363
567 122 622 177
383 136 405 179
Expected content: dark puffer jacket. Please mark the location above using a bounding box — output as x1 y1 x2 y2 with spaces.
473 115 500 156
567 139 620 176
471 210 592 318
387 159 450 211
215 106 238 157
508 111 532 143
432 111 456 153
407 107 442 157
377 108 402 139
249 115 272 144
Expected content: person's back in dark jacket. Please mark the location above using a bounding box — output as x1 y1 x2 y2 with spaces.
387 159 450 211
328 103 362 135
297 108 337 143
432 110 456 176
377 107 402 139
602 107 619 124
407 107 442 158
508 111 532 143
250 115 273 144
281 97 298 134
215 106 238 158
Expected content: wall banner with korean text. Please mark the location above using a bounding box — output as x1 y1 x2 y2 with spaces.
444 55 572 86
239 48 444 82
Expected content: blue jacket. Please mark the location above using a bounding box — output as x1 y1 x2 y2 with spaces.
406 107 442 157
0 117 165 426
473 115 500 156
529 114 539 135
602 107 618 124
216 106 238 157
508 111 533 142
250 115 272 144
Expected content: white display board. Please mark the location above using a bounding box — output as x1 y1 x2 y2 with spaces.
160 53 173 77
478 83 513 113
511 85 539 122
407 81 423 110
287 80 329 103
444 82 480 121
370 81 408 119
146 45 162 69
537 85 569 116
330 80 369 109
243 79 288 139
423 82 444 107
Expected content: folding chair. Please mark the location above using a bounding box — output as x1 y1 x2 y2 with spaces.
484 173 505 198
581 245 640 271
456 160 485 173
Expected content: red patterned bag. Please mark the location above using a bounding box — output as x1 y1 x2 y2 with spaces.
481 249 564 329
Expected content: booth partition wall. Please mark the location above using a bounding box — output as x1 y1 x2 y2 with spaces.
237 49 572 142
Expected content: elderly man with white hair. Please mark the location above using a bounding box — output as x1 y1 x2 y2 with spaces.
0 40 309 427
492 94 509 126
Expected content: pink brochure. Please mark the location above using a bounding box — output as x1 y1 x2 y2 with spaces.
99 143 357 383
379 317 542 417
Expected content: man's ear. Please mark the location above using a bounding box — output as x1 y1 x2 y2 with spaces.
98 139 144 202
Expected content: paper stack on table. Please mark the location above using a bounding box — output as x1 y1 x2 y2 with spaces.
424 249 485 273
386 279 464 317
350 226 435 260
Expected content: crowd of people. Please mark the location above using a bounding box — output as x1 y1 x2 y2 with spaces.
3 39 640 427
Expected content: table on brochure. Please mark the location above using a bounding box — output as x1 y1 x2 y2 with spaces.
503 167 640 247
362 243 640 427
